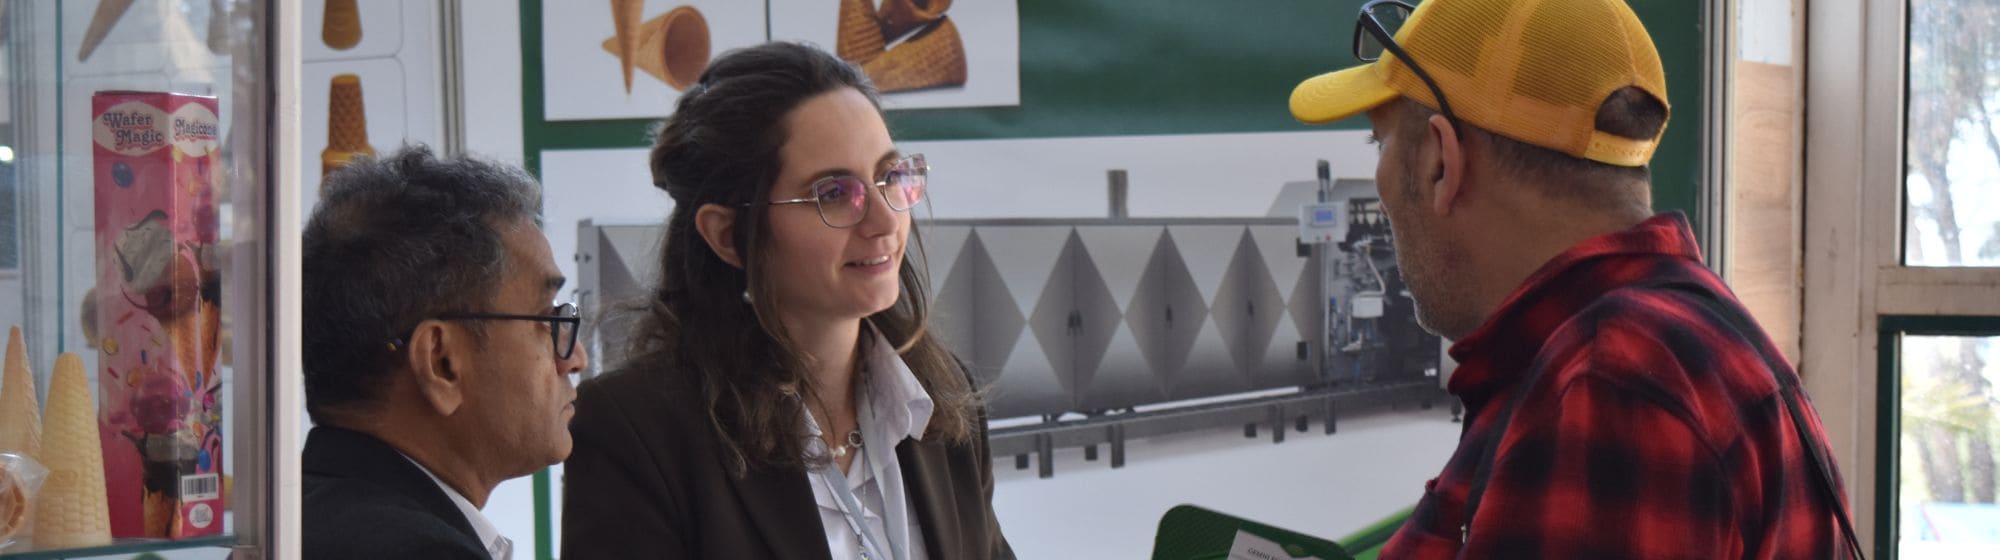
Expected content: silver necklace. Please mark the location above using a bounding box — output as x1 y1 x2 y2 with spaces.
831 428 865 458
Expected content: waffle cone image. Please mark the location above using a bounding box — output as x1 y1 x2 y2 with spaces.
861 17 967 93
877 0 952 41
0 328 41 461
322 74 376 182
322 0 362 50
33 354 111 549
78 0 135 62
611 0 644 93
837 0 885 63
598 6 710 91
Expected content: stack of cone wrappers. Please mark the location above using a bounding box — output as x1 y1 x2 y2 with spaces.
92 90 227 540
838 0 967 92
603 1 712 92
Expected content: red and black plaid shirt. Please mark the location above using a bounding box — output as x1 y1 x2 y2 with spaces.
1380 213 1852 559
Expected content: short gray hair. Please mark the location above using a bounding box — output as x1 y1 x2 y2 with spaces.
302 144 542 425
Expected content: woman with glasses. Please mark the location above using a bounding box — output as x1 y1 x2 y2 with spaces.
561 42 1012 560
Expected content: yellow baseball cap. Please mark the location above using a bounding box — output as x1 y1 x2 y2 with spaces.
1290 0 1670 167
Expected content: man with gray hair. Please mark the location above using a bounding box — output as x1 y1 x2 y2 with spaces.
301 145 589 560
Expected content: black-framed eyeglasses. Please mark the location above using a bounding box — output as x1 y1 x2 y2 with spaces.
1353 0 1458 124
754 153 928 228
431 302 583 360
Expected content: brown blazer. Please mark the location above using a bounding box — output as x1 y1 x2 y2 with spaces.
560 354 1014 559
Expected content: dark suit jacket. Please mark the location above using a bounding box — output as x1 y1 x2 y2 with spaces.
302 426 491 560
561 355 1014 559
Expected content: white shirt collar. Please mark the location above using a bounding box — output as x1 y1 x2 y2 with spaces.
800 324 935 444
400 453 511 560
859 324 935 442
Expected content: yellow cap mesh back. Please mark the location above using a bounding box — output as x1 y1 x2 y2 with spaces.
1375 0 1669 166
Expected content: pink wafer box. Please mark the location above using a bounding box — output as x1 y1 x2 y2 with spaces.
90 91 225 539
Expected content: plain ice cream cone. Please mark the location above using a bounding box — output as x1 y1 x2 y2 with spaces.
0 327 40 461
877 0 952 41
599 6 710 91
322 74 375 183
322 0 362 50
32 353 111 549
612 0 644 93
78 0 135 62
862 17 968 93
837 0 886 63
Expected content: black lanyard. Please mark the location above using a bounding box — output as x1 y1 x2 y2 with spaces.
1457 283 1865 559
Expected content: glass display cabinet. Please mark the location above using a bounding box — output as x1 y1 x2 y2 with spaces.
0 0 299 558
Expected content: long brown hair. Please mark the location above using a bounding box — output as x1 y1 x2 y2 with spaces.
634 42 979 477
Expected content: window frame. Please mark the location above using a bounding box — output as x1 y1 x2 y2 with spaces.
1805 0 2000 556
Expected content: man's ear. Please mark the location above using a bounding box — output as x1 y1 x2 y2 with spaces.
403 320 466 416
695 203 743 268
1425 113 1468 217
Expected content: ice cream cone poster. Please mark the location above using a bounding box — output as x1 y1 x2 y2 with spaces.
770 0 1018 109
541 0 768 120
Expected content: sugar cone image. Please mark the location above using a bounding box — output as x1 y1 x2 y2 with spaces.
611 0 644 93
599 6 710 92
837 0 885 64
0 327 41 461
34 354 111 549
78 0 135 62
877 0 952 41
322 74 375 183
322 0 362 50
862 17 968 93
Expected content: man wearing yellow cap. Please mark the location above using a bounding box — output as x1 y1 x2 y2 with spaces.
1291 1 1860 557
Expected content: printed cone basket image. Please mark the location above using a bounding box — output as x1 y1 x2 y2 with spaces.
877 0 952 41
837 0 885 63
861 17 967 93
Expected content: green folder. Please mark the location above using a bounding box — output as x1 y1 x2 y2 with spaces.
1151 505 1357 560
